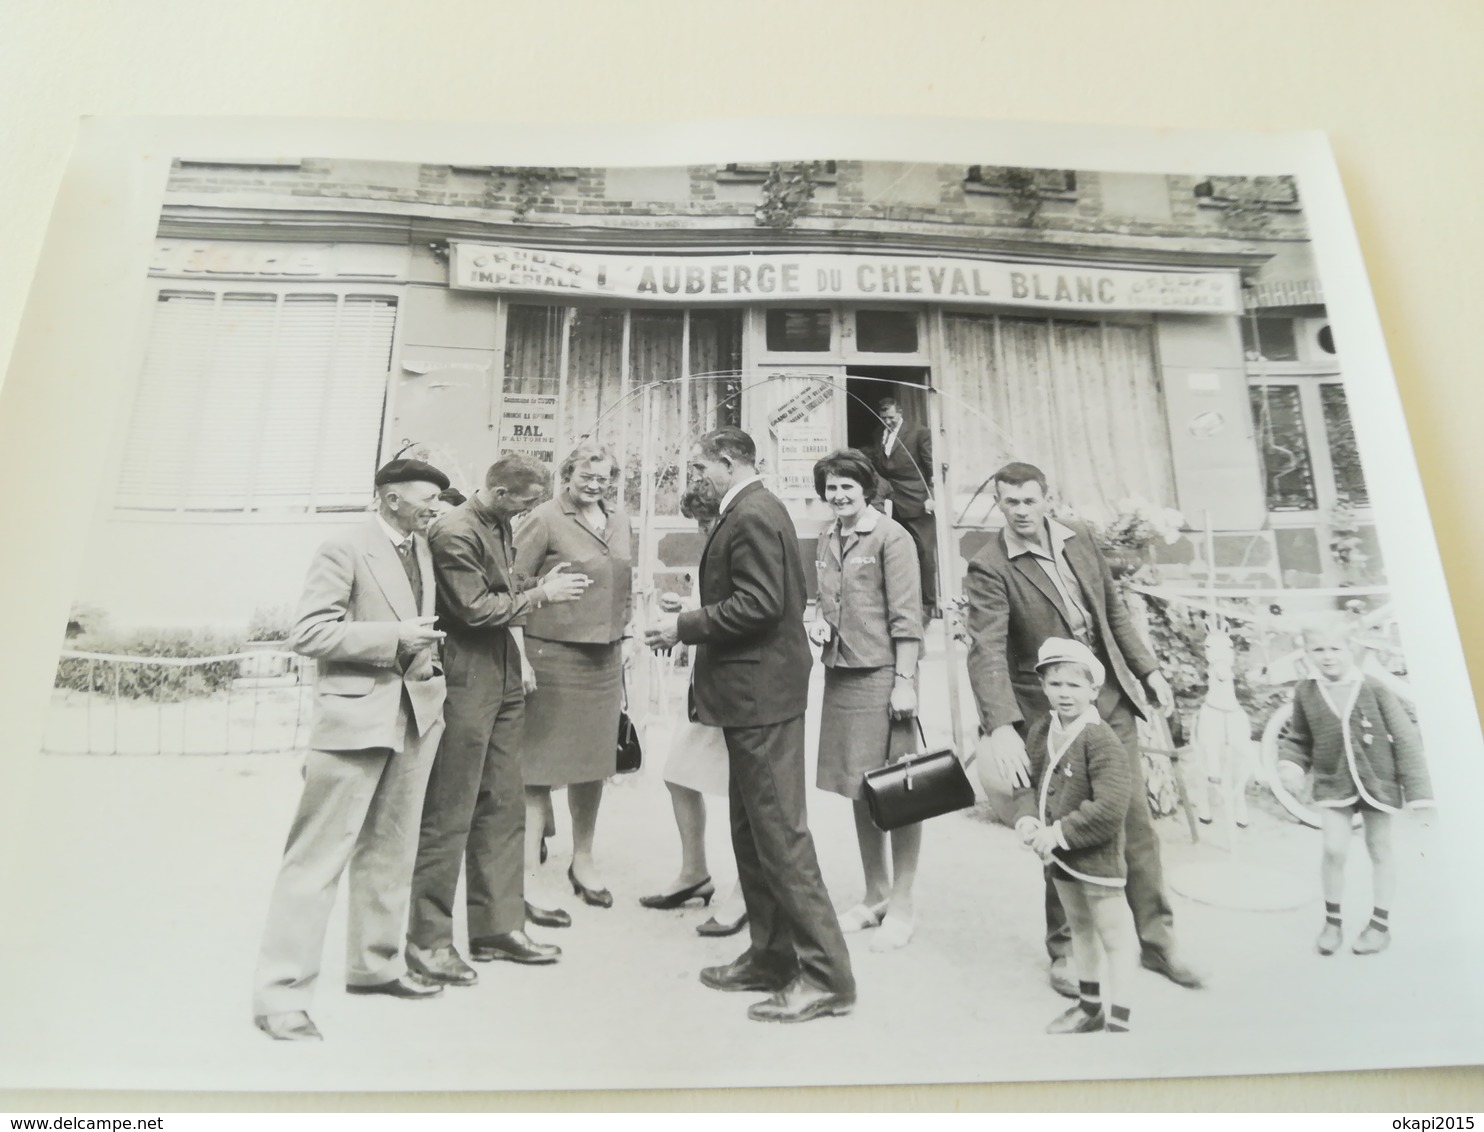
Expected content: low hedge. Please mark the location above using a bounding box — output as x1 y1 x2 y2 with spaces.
54 628 256 702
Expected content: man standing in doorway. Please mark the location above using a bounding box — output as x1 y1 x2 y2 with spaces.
252 459 451 1041
405 454 590 986
963 461 1205 996
645 427 855 1024
869 396 939 618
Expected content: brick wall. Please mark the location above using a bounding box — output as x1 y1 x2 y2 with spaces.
165 159 1313 244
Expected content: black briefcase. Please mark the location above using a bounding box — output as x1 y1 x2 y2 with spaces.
861 719 975 831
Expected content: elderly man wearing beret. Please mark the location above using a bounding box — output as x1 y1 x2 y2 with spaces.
251 458 452 1042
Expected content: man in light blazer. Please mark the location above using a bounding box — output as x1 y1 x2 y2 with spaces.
646 427 855 1024
963 461 1204 997
251 459 451 1042
869 396 939 617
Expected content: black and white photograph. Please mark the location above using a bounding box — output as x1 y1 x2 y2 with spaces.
1 115 1481 1095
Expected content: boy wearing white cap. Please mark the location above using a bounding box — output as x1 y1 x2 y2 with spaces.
1012 638 1136 1034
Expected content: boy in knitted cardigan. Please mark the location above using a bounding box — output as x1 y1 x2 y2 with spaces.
1278 619 1434 957
1013 639 1136 1034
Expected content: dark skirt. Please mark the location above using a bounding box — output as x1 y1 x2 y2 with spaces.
521 637 622 788
816 665 896 800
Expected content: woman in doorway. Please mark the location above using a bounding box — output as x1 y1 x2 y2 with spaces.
808 448 925 951
513 442 632 915
641 481 748 936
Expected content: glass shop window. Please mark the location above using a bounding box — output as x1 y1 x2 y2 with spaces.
764 309 832 352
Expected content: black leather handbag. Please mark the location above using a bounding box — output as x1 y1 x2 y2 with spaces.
615 670 642 774
862 718 975 831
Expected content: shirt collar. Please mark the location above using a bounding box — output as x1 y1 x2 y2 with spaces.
376 512 413 550
1048 704 1102 746
834 504 881 539
1004 516 1077 560
470 492 509 533
719 474 762 516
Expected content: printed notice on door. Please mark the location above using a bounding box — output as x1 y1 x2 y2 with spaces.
498 385 560 465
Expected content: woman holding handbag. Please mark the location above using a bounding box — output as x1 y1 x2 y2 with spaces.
808 448 925 952
513 442 632 914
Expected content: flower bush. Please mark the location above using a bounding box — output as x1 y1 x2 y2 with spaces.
1097 497 1186 551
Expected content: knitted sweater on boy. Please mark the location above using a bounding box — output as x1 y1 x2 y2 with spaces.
1280 675 1433 813
1012 710 1132 886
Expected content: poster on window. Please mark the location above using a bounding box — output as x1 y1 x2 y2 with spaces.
497 385 560 465
774 421 834 497
2 114 1482 1104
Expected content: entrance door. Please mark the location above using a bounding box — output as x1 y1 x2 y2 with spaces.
844 365 930 452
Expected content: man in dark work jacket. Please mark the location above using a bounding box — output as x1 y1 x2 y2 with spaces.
964 461 1205 997
404 454 589 986
646 427 855 1024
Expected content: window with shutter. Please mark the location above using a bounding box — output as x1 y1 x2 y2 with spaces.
115 288 396 513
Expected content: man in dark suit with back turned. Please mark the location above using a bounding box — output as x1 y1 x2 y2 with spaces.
963 461 1205 997
869 396 939 617
646 427 855 1024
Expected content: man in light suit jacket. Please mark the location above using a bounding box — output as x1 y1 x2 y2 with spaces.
646 427 854 1024
963 461 1204 997
252 459 451 1042
869 397 938 616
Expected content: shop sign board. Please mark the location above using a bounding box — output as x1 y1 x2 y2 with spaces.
452 243 1241 315
498 384 560 466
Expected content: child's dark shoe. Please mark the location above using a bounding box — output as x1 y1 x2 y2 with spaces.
1315 922 1343 956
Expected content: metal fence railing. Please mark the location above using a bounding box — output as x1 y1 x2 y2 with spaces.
45 649 316 756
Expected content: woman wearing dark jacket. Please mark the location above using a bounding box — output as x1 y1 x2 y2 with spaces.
513 443 632 914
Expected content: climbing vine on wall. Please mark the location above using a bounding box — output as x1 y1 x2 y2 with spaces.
754 162 823 229
486 167 557 222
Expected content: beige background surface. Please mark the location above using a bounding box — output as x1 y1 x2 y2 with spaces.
1 0 1481 1112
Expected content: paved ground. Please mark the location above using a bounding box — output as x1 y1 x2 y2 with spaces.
2 641 1480 1095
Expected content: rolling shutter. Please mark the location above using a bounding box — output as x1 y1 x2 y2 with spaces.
115 289 396 512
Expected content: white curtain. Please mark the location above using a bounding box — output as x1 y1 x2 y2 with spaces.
943 313 1175 522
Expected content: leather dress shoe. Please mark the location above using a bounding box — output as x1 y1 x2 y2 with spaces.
345 972 443 999
699 952 796 993
254 1011 322 1041
568 865 614 909
1048 956 1078 998
1140 950 1206 989
526 900 572 929
406 943 478 987
470 929 562 964
1045 1003 1105 1034
746 976 855 1023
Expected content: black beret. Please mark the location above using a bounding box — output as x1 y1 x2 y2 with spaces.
374 458 450 491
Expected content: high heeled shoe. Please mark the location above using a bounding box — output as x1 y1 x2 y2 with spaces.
639 876 715 910
696 909 749 937
568 864 613 909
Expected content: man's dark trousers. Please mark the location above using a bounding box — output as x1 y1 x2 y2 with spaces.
1043 683 1176 965
725 715 855 995
408 632 527 947
897 511 938 613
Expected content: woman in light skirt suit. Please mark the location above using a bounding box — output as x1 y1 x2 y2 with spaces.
513 443 632 913
808 448 925 951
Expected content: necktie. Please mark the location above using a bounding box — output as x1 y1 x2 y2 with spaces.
396 537 424 611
